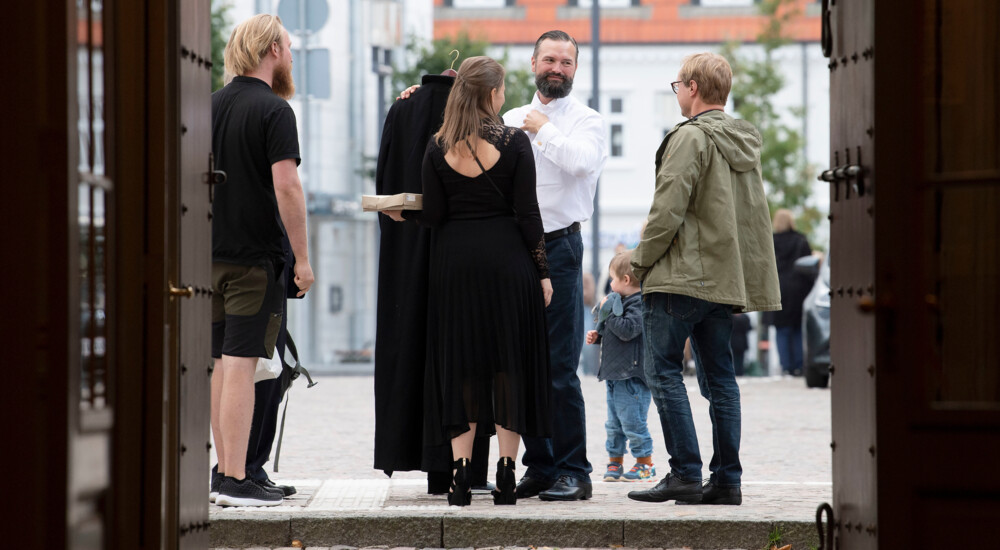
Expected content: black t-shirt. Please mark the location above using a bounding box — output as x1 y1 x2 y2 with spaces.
211 76 300 266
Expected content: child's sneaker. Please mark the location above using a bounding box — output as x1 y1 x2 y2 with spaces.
623 463 656 482
603 462 624 482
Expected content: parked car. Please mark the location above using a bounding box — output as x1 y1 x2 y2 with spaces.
795 255 830 388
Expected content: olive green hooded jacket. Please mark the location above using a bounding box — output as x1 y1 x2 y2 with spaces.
631 110 781 313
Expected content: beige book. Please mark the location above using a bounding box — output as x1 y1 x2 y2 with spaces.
361 193 423 212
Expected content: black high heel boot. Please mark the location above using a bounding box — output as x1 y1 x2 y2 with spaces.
492 457 517 505
448 458 472 506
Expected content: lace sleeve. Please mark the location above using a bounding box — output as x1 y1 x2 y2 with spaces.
532 237 550 279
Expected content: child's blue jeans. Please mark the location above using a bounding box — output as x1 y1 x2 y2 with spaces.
605 377 654 458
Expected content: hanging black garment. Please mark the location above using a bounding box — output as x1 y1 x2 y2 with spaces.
373 75 455 475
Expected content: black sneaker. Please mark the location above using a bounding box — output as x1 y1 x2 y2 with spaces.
677 479 742 505
215 476 283 507
209 471 223 503
260 478 297 497
627 472 702 503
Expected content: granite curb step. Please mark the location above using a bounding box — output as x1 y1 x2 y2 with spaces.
210 514 819 549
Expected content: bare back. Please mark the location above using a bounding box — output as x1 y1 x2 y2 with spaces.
443 136 501 177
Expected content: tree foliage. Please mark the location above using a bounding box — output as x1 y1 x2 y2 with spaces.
721 0 823 244
211 1 232 92
392 31 536 116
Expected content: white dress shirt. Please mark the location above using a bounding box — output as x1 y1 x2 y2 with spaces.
503 93 608 233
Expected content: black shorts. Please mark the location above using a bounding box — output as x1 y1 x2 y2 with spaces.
211 260 284 359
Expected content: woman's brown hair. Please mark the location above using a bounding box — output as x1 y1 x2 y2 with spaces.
434 56 505 156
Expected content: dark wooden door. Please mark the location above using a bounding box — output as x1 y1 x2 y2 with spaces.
825 0 877 546
873 1 1000 547
824 1 1000 547
172 0 215 547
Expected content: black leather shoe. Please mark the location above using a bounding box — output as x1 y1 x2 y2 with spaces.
515 475 554 499
627 472 702 503
538 475 593 501
261 478 297 497
677 479 742 505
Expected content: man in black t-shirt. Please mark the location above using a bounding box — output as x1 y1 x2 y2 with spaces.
209 14 313 508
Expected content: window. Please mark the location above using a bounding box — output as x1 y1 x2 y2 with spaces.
610 124 623 157
691 0 759 6
610 97 623 113
76 0 112 413
449 0 514 7
571 0 640 7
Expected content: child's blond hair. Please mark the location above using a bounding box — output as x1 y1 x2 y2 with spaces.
609 250 638 286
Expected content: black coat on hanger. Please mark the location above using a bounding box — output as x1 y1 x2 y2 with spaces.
373 74 455 476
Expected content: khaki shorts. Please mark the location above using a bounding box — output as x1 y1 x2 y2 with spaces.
211 261 284 359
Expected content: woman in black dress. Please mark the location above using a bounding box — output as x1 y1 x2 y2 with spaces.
385 56 552 506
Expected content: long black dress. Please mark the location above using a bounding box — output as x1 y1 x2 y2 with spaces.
408 124 552 448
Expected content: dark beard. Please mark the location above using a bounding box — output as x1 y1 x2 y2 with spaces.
535 71 573 99
272 61 295 100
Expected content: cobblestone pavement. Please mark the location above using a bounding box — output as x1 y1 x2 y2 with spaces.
210 373 831 549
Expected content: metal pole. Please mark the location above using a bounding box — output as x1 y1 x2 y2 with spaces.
295 0 319 363
590 0 601 285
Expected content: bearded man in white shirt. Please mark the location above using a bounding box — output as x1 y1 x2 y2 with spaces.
503 30 608 502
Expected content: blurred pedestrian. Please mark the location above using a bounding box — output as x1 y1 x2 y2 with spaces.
580 272 600 376
629 53 780 506
586 251 655 484
385 56 552 506
210 14 314 507
766 209 813 376
730 313 751 376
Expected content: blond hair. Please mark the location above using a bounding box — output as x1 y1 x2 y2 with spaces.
435 56 505 155
224 14 286 77
772 208 795 232
679 52 733 106
609 250 638 285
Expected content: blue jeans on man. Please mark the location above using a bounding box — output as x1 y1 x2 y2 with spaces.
642 292 742 487
521 232 593 483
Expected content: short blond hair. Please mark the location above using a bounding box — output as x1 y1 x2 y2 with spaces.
609 250 638 284
772 208 795 232
224 14 286 77
679 52 732 106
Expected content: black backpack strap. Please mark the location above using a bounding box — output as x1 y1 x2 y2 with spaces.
272 331 317 472
284 332 317 388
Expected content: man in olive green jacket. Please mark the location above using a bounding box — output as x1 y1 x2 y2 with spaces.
627 53 780 507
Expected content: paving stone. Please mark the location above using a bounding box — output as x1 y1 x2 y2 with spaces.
625 519 817 550
210 517 291 548
290 515 441 548
443 517 621 548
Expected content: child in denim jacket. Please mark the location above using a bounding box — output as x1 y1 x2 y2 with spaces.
586 251 655 482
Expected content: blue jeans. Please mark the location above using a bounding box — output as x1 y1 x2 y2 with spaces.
522 232 592 482
775 325 804 374
605 378 654 458
642 292 742 487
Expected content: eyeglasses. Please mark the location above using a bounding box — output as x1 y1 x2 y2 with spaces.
670 80 685 94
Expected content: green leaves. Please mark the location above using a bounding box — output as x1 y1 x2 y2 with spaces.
211 1 232 92
392 31 536 116
722 0 824 247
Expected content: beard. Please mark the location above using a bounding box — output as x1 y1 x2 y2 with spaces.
272 60 295 100
535 71 573 99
